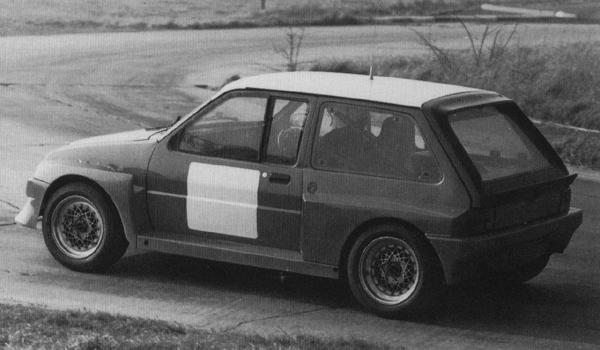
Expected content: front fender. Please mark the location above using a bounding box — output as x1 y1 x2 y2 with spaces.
35 162 147 246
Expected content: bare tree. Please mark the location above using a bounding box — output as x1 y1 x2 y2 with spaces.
457 20 517 68
412 29 455 76
413 19 518 77
273 26 305 72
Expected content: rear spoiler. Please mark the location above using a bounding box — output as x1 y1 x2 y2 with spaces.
481 173 577 206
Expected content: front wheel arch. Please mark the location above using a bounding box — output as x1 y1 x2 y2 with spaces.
41 175 128 244
42 181 128 272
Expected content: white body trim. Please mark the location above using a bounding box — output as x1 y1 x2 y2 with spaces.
187 163 259 238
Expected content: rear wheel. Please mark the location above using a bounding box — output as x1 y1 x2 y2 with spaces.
42 183 128 272
346 225 443 318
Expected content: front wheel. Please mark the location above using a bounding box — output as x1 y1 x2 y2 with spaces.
42 183 128 272
346 225 443 318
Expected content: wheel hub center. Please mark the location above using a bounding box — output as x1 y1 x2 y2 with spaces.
73 219 90 235
385 262 406 285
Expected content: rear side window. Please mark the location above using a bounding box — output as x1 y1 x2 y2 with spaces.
448 106 550 181
312 102 441 182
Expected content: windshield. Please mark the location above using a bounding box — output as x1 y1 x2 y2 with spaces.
448 105 551 181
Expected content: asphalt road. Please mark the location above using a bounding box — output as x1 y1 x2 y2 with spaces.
0 24 599 349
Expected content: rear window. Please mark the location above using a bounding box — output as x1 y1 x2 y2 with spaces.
448 106 550 181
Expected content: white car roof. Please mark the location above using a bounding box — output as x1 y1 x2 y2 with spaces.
221 72 485 108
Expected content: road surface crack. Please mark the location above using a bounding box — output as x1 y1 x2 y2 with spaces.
0 199 19 210
224 307 328 332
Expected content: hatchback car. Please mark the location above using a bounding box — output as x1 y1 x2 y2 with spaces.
16 72 582 317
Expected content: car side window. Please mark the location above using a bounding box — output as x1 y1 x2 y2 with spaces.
265 99 309 165
312 102 441 182
178 95 267 162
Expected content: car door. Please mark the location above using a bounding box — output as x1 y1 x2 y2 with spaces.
145 90 312 251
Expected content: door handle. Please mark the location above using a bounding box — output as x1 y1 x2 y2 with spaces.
268 172 291 184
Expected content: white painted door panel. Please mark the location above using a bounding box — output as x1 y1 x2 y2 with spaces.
186 162 259 238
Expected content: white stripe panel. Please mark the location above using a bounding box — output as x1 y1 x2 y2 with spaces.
187 162 259 238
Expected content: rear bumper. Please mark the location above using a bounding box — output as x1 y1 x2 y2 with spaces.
428 207 583 284
14 178 49 229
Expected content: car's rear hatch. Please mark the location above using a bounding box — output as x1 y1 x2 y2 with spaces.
485 173 574 230
423 93 573 233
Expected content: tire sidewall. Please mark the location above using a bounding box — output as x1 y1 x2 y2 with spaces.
346 224 442 317
42 183 124 272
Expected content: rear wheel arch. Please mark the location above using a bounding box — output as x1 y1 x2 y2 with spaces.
342 218 445 317
339 218 435 278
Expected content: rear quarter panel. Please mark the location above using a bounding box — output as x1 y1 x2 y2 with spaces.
302 168 470 266
300 103 471 266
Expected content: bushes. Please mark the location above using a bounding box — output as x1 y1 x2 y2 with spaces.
314 42 600 131
538 124 600 169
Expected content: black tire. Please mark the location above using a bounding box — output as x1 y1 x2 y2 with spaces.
42 182 128 272
346 224 443 318
487 255 550 284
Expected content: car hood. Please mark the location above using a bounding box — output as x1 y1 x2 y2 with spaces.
36 127 160 183
69 128 161 146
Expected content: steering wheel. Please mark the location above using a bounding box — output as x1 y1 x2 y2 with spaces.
182 133 215 154
277 126 302 156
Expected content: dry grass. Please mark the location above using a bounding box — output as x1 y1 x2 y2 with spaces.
0 303 390 350
2 1 598 36
0 0 392 35
537 124 600 169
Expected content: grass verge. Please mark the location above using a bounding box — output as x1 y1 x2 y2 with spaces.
310 41 600 169
0 303 389 350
